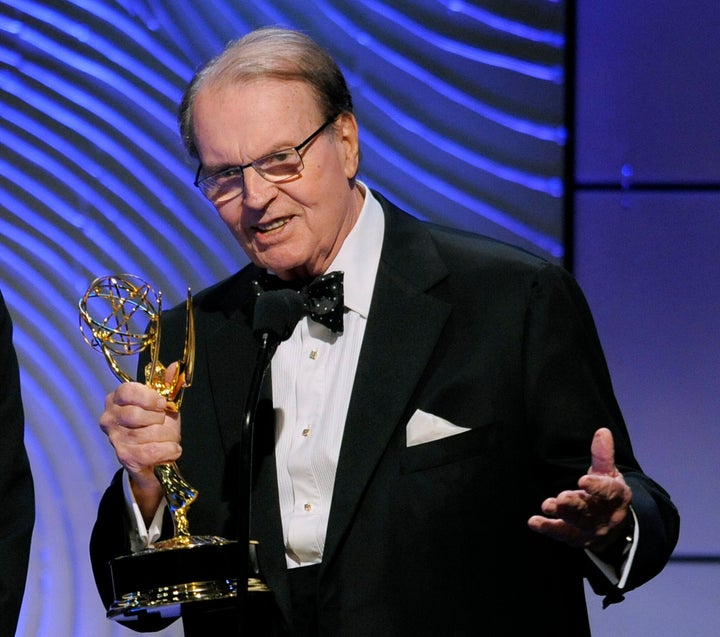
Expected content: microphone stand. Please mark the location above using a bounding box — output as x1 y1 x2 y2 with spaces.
237 330 276 632
237 288 306 633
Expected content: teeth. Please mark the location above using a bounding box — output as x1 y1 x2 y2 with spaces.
257 218 288 232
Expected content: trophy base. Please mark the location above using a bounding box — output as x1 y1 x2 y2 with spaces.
150 533 233 551
107 538 271 621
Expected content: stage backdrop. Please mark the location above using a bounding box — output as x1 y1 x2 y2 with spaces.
0 2 565 635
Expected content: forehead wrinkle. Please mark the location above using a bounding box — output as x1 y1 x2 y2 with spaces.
194 78 320 172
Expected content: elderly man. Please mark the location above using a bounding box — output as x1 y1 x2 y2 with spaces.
90 27 679 636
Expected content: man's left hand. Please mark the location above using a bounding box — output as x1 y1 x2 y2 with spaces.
527 427 633 551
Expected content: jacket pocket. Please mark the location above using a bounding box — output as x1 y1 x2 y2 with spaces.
400 421 497 474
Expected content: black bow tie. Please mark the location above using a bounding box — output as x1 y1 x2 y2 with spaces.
252 270 345 334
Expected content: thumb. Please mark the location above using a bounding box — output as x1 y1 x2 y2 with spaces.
590 427 617 476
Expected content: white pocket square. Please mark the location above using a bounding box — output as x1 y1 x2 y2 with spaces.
406 409 471 447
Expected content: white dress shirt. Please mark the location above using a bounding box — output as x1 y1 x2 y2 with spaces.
272 184 384 567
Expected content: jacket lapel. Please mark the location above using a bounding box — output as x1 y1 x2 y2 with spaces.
322 200 451 570
202 273 258 456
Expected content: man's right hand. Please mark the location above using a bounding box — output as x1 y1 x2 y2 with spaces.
99 372 182 520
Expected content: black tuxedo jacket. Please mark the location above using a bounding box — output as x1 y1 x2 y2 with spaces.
91 193 679 636
0 291 35 637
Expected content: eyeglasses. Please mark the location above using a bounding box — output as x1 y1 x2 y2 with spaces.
194 117 336 203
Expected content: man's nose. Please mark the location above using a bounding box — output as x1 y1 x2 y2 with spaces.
242 167 277 207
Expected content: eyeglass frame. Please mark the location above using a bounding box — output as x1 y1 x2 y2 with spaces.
193 115 337 202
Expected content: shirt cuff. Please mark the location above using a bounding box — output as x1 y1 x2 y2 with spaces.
122 470 167 552
585 504 639 589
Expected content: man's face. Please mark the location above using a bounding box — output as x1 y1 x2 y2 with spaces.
192 78 362 280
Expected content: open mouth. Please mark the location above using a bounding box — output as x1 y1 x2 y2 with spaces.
255 217 290 234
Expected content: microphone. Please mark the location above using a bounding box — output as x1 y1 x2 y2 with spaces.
252 289 306 345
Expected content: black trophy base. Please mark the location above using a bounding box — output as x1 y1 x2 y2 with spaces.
107 538 270 621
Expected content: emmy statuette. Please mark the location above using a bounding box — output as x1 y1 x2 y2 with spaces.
79 274 268 622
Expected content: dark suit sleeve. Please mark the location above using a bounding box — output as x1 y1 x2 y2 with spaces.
524 263 679 594
0 291 35 636
89 469 133 611
89 469 179 632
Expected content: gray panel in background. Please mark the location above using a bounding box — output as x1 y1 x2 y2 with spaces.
574 191 720 556
575 1 720 184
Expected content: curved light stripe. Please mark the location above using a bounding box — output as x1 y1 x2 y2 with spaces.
364 87 563 194
344 42 563 142
14 0 190 81
443 0 565 46
323 0 562 80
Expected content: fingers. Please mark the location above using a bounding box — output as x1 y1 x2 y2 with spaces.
579 473 629 499
105 381 167 413
100 383 166 437
536 490 596 529
99 381 182 476
528 480 632 548
528 429 632 549
115 433 182 475
540 490 587 515
527 513 590 548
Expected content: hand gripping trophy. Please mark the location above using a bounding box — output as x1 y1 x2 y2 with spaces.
79 274 265 621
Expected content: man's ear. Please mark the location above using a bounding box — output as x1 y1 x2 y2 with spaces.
337 112 360 179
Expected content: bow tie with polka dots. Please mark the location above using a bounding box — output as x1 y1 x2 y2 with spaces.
251 270 345 334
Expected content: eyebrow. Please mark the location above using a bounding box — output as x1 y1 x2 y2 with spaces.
201 143 293 176
201 161 237 175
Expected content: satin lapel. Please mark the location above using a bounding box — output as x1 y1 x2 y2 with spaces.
322 203 450 570
205 311 255 455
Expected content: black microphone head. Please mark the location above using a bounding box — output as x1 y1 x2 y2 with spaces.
253 289 306 343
